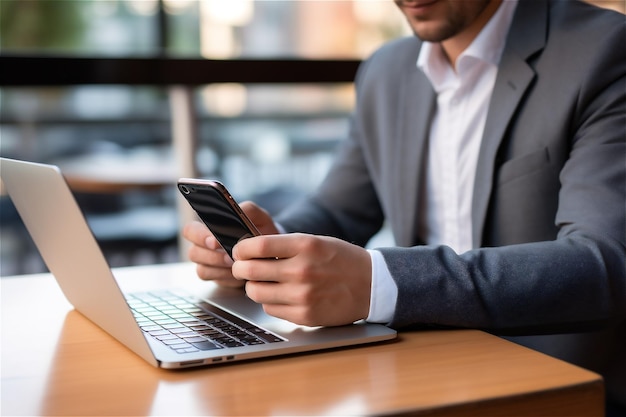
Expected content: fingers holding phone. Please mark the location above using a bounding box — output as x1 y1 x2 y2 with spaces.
232 233 372 327
183 220 241 287
238 201 280 235
178 179 261 258
178 179 277 288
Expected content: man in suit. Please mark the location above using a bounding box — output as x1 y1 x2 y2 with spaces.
184 0 625 411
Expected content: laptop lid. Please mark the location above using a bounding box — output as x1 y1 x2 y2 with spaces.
0 157 396 368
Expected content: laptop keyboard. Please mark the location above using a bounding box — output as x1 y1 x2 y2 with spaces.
127 291 284 354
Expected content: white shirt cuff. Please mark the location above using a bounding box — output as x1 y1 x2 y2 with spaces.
366 249 398 323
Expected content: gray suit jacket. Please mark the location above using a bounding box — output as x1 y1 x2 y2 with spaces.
278 0 625 405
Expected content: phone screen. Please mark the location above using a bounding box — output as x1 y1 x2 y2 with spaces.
178 181 259 259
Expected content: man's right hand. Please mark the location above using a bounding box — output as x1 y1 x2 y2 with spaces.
182 201 279 288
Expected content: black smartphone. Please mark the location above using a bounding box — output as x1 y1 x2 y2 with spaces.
177 179 261 259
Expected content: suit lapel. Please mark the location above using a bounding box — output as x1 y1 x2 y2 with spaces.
396 67 436 247
471 0 548 247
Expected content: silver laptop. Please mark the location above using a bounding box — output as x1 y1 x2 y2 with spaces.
0 157 396 369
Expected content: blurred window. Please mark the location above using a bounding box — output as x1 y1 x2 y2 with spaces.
1 0 410 58
194 82 353 199
1 1 621 58
1 0 159 55
1 86 170 160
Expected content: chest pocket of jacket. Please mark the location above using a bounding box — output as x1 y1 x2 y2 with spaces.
497 147 551 186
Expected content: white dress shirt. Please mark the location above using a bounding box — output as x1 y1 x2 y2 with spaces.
366 0 518 323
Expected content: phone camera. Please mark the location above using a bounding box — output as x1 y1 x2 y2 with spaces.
180 185 191 194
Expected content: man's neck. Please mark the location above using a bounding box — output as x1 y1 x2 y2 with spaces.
441 0 503 68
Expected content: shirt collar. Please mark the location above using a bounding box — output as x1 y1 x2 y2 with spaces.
417 0 518 89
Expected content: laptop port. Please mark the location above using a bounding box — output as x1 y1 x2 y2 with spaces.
180 360 204 367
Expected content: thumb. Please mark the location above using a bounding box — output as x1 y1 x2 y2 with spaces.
240 201 279 235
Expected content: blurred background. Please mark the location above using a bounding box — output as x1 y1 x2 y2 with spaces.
1 0 623 276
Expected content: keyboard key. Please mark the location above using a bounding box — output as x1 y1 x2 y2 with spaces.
141 325 163 332
182 336 207 343
219 340 244 348
148 330 171 337
170 327 192 334
162 323 186 330
178 331 200 338
156 334 179 341
162 338 185 345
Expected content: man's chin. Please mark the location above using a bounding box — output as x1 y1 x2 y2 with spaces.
408 21 457 43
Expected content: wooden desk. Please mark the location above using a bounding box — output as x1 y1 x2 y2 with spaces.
1 263 604 416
